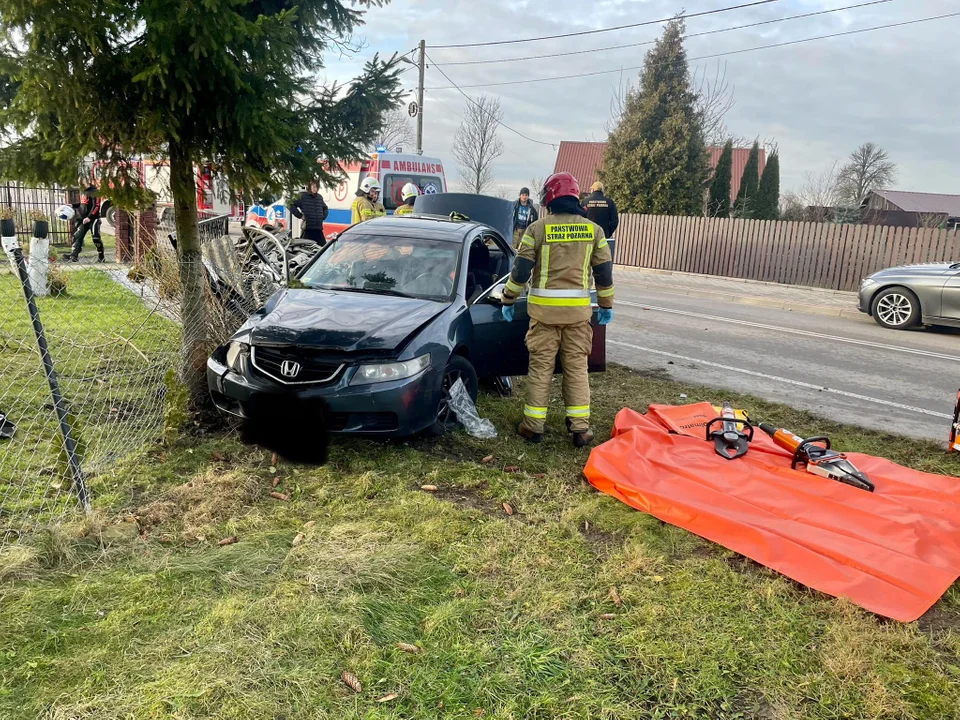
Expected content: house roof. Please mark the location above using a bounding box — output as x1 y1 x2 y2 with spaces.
553 141 765 200
869 190 960 217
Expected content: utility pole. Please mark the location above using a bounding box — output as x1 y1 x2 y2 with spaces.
416 39 425 156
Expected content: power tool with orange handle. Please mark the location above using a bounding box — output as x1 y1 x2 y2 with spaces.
759 423 875 492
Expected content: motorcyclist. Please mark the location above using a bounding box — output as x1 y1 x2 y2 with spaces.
394 183 420 216
351 177 386 224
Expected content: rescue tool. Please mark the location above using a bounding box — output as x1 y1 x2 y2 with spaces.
758 424 875 492
705 401 753 460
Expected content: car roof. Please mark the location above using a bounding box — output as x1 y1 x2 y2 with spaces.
343 215 492 242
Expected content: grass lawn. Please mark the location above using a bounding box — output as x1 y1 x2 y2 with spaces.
0 267 179 528
2 365 960 719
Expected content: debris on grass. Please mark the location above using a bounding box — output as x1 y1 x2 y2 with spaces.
270 491 290 502
341 671 362 693
217 536 238 547
397 642 422 654
304 520 317 529
599 613 617 620
292 533 305 547
377 693 399 703
609 586 623 607
502 502 514 516
421 484 438 492
481 455 494 464
271 477 281 488
504 466 520 474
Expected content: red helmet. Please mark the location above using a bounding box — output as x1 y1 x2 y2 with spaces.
541 172 580 207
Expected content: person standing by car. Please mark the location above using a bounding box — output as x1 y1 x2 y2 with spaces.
584 181 619 241
64 184 105 262
290 180 329 245
394 183 420 216
500 172 614 447
512 186 539 248
350 177 385 225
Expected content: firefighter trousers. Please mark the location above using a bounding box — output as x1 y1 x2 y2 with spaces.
521 319 593 434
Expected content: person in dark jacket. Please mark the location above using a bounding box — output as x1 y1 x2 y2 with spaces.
584 181 619 240
65 185 104 262
512 186 539 248
290 181 329 244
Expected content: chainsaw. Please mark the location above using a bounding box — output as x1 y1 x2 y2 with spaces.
705 401 753 460
759 424 875 492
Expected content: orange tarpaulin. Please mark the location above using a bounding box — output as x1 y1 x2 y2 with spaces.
583 405 960 622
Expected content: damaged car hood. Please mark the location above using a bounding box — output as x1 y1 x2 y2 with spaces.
245 289 448 352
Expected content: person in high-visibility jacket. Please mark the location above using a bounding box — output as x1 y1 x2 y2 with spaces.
350 177 386 224
394 183 420 216
500 172 614 447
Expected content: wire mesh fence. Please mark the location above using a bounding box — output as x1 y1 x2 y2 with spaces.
0 207 280 550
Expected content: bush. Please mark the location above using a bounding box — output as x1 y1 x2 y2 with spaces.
47 265 69 297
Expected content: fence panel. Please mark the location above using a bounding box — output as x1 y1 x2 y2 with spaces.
613 213 960 291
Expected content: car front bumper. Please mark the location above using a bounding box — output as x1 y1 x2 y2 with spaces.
206 350 445 437
857 280 879 315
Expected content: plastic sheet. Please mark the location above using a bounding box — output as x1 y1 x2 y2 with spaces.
584 406 960 622
449 378 497 439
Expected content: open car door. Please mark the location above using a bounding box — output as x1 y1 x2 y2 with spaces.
468 277 606 378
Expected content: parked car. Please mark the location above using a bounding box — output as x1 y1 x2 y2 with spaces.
858 261 960 330
206 193 607 437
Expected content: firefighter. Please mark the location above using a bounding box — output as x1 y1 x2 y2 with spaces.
350 177 385 224
584 181 619 240
394 183 420 216
65 185 105 262
500 172 614 447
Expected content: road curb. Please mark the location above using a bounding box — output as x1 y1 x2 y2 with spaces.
614 266 863 320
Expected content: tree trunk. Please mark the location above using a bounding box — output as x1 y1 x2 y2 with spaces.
168 139 210 414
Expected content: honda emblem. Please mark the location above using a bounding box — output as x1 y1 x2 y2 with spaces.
280 360 301 378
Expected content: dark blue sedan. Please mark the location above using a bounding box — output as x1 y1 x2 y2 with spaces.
206 194 606 437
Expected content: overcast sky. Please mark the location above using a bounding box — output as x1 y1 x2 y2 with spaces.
322 0 960 197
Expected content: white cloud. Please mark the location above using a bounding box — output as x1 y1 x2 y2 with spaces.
324 0 960 195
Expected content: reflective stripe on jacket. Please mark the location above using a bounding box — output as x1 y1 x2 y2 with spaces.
502 212 614 324
394 203 415 216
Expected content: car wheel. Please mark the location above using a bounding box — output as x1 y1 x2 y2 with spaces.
871 286 921 330
426 355 478 437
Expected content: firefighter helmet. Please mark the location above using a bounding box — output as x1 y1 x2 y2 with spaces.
541 172 580 207
401 183 420 202
360 177 381 196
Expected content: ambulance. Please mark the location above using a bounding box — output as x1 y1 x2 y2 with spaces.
318 149 447 237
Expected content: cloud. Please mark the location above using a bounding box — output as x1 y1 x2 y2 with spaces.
324 0 960 195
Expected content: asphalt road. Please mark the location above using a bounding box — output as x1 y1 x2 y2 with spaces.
610 281 960 443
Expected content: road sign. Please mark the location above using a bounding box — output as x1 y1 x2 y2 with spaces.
408 101 419 118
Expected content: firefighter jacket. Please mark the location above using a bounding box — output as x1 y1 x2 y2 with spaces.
351 196 386 224
502 212 614 325
584 190 619 239
394 202 415 216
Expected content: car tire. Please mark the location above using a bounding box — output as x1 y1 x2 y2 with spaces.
425 355 479 437
871 286 921 330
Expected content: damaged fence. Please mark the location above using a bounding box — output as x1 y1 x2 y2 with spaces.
0 207 245 550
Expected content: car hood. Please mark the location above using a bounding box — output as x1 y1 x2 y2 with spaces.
869 262 957 279
244 289 448 352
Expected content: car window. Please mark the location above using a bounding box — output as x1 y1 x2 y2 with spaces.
299 232 460 301
382 173 444 209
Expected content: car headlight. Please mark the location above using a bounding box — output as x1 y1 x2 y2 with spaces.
350 354 431 386
225 335 251 371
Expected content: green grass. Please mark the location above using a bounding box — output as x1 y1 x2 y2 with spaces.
2 366 960 719
0 268 179 526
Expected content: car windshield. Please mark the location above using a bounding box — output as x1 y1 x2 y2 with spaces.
299 232 460 301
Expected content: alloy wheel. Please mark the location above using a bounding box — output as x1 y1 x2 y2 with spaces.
435 368 463 425
876 293 913 327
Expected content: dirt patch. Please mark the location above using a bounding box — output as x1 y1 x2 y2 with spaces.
135 469 264 539
579 523 626 560
917 605 960 634
432 485 499 517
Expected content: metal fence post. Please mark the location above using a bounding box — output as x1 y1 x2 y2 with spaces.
2 232 91 513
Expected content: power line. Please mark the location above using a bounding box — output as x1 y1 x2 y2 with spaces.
432 0 896 67
423 89 543 167
425 52 557 148
431 0 785 49
426 10 960 89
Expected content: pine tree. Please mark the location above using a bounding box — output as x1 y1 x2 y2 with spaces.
0 0 401 411
754 152 781 220
733 141 761 218
707 140 734 217
599 18 709 216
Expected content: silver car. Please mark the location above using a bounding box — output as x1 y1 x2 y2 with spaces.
858 262 960 330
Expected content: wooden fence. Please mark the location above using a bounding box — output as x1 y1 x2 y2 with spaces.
612 215 960 292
